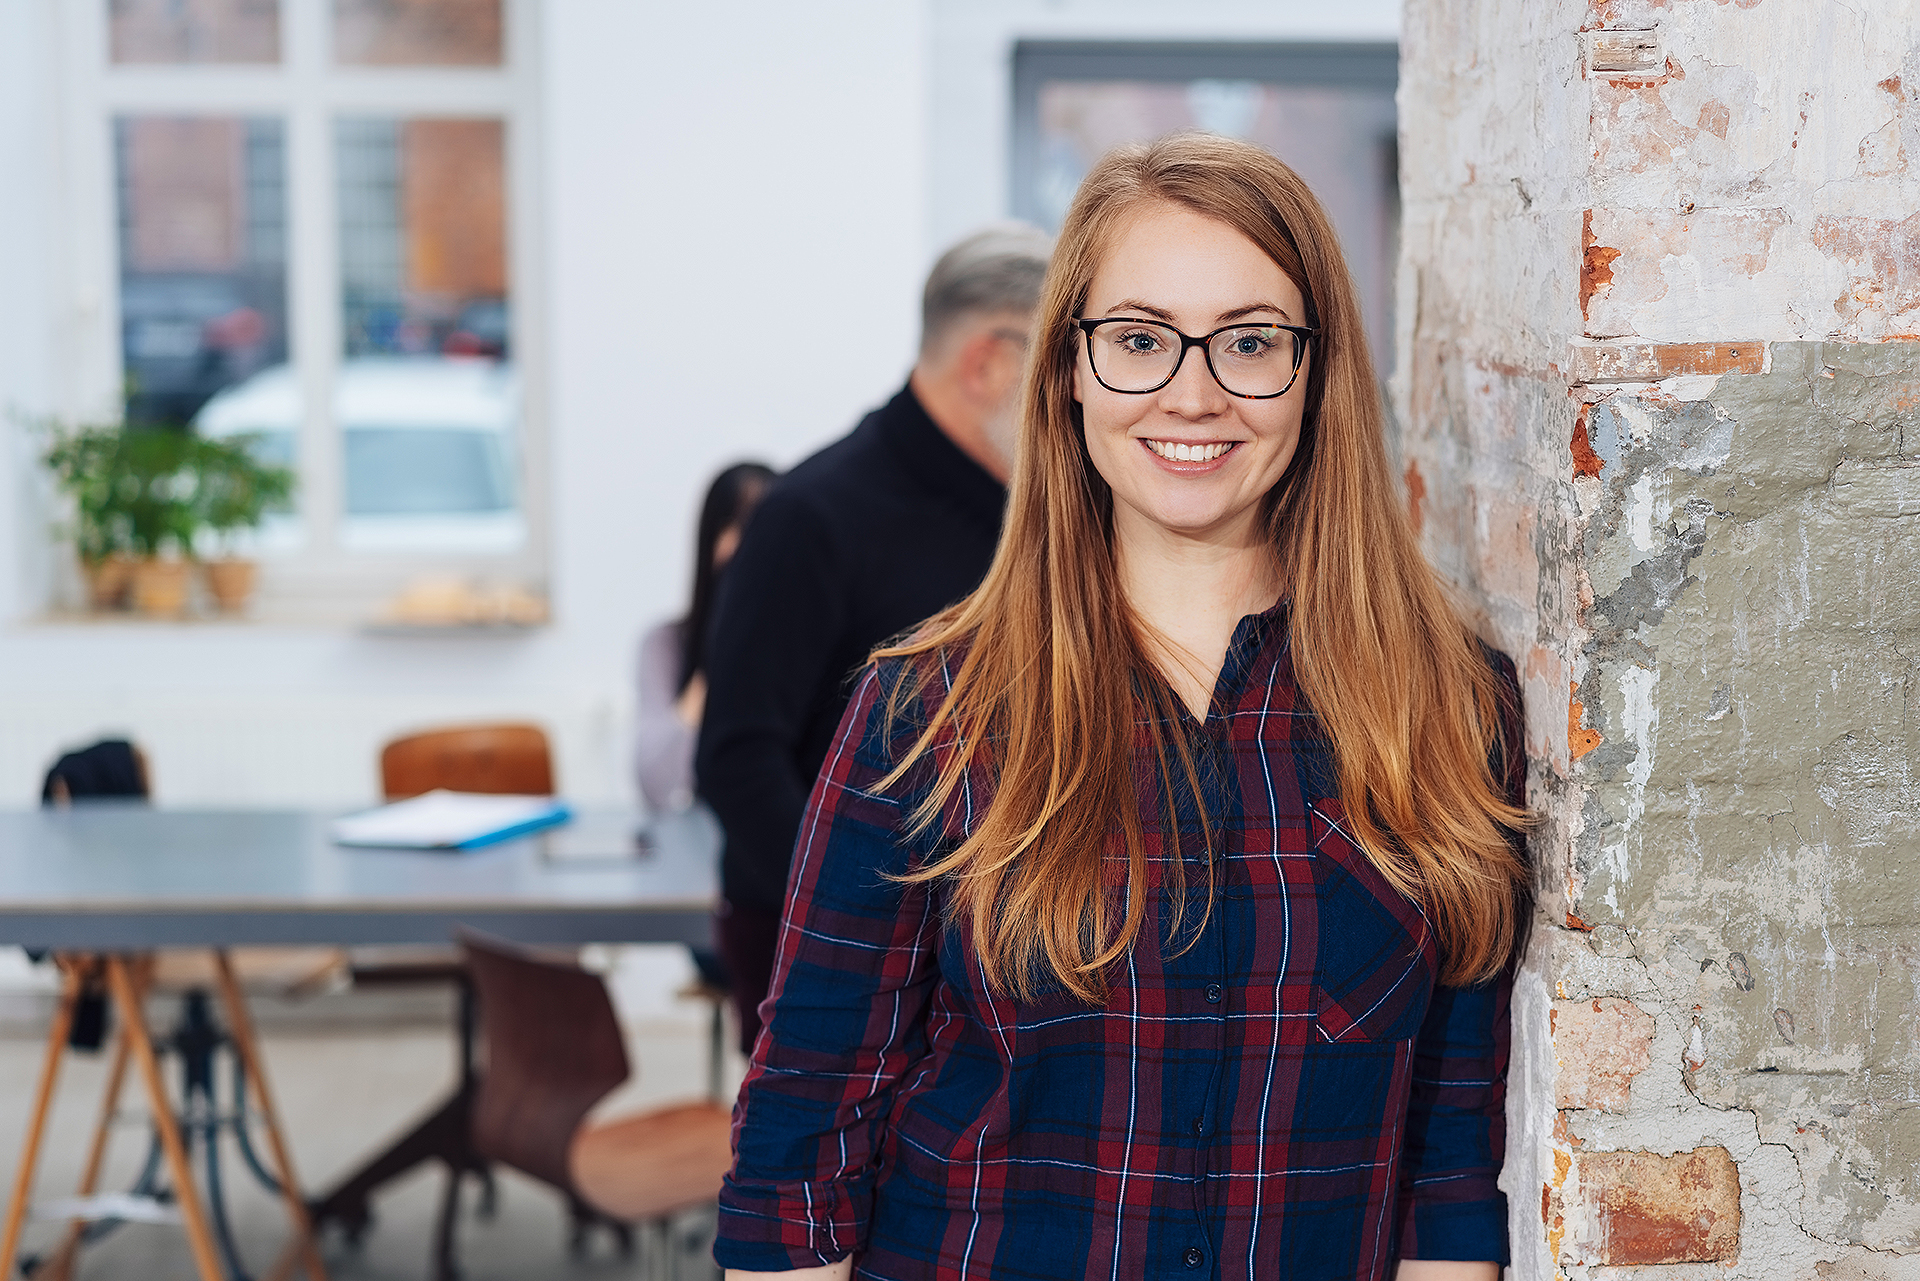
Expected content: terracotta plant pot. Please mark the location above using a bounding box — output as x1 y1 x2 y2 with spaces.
83 554 137 611
203 558 258 614
130 557 192 619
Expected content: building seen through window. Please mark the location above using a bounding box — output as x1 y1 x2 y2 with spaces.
116 116 289 430
109 0 282 65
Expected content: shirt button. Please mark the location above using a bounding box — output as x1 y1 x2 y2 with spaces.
1184 1247 1205 1268
1191 1116 1205 1136
1205 983 1222 1003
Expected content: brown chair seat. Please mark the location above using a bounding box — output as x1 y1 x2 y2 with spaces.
568 1101 734 1223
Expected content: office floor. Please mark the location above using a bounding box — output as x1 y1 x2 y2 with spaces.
0 947 743 1281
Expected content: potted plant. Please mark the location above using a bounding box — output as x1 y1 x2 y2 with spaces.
191 434 294 613
40 426 137 609
41 424 294 617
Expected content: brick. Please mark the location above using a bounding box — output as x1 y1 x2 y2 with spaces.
1566 1147 1741 1265
1552 997 1653 1112
1568 340 1766 384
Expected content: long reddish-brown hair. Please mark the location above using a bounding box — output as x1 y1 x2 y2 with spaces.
878 134 1528 1002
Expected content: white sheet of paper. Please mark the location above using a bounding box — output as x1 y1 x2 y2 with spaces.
329 789 570 849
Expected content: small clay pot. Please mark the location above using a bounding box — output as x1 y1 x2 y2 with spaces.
84 554 137 611
130 558 192 619
203 558 258 614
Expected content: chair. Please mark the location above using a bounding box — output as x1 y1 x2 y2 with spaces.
309 722 557 1278
459 930 733 1270
380 723 554 799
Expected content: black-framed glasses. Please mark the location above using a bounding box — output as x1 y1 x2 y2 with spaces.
1075 317 1318 400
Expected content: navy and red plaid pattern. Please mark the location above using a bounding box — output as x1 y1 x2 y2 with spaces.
717 604 1522 1279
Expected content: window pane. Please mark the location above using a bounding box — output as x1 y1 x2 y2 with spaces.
116 116 289 427
335 118 518 543
1028 79 1398 374
338 117 508 359
332 0 502 66
109 0 281 64
345 428 511 514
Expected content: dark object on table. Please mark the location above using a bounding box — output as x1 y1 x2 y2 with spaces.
460 930 733 1266
41 738 149 806
381 723 554 799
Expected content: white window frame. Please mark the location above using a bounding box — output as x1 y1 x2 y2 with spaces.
54 0 547 623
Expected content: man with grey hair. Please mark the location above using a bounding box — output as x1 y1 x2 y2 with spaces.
696 224 1051 1052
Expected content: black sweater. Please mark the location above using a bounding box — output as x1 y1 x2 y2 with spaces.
695 384 1006 914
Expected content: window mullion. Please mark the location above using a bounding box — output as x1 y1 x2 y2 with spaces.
56 0 121 424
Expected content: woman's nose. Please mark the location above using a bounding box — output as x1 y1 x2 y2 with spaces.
1160 345 1227 416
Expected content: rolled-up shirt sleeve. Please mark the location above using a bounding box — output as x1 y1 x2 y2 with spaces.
715 664 940 1271
1393 970 1513 1263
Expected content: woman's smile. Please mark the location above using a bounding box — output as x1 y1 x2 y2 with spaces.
1140 438 1239 466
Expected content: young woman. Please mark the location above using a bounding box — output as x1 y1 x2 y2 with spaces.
715 135 1529 1281
634 460 775 813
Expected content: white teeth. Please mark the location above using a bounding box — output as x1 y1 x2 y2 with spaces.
1146 440 1233 462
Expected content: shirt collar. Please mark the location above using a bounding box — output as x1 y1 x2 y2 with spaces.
875 382 1006 523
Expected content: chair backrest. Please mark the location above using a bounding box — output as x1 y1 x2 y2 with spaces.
460 930 630 1192
42 739 149 806
380 723 554 799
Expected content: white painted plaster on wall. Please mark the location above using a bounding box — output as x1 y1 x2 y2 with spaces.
1582 0 1920 343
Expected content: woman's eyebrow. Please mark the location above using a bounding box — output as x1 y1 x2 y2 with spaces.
1095 298 1298 326
1216 302 1295 325
1101 298 1177 322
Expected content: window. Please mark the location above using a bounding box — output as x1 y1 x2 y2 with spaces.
74 0 540 615
1012 43 1399 377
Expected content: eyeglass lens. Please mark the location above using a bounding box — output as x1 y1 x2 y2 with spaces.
1086 320 1302 398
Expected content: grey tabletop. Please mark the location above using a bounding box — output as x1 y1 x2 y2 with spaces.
0 804 718 949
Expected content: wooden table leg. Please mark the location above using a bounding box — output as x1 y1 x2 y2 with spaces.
104 955 225 1281
0 958 85 1275
211 949 331 1281
39 1015 133 1281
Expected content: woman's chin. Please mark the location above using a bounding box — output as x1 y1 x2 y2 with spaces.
1117 495 1258 544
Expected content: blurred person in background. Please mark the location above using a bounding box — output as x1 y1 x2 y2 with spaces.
635 461 777 814
696 225 1052 1054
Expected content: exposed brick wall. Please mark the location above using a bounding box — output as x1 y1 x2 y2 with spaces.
1551 998 1652 1113
1398 2 1920 1277
1561 1147 1742 1265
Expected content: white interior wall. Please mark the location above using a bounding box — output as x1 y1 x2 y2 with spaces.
0 0 1397 810
0 0 59 627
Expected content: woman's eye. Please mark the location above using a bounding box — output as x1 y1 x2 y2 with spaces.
1226 331 1275 357
1117 330 1163 354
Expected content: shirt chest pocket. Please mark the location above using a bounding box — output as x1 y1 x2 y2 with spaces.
1306 799 1435 1044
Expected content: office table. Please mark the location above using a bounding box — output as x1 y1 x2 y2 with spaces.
0 805 717 950
0 804 719 1281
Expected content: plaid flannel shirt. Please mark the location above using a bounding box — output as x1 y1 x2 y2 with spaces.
716 603 1523 1279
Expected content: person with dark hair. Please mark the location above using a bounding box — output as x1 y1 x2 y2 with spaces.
635 462 776 813
696 225 1053 1058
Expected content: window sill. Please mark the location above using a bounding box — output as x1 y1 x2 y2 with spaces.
20 610 552 636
